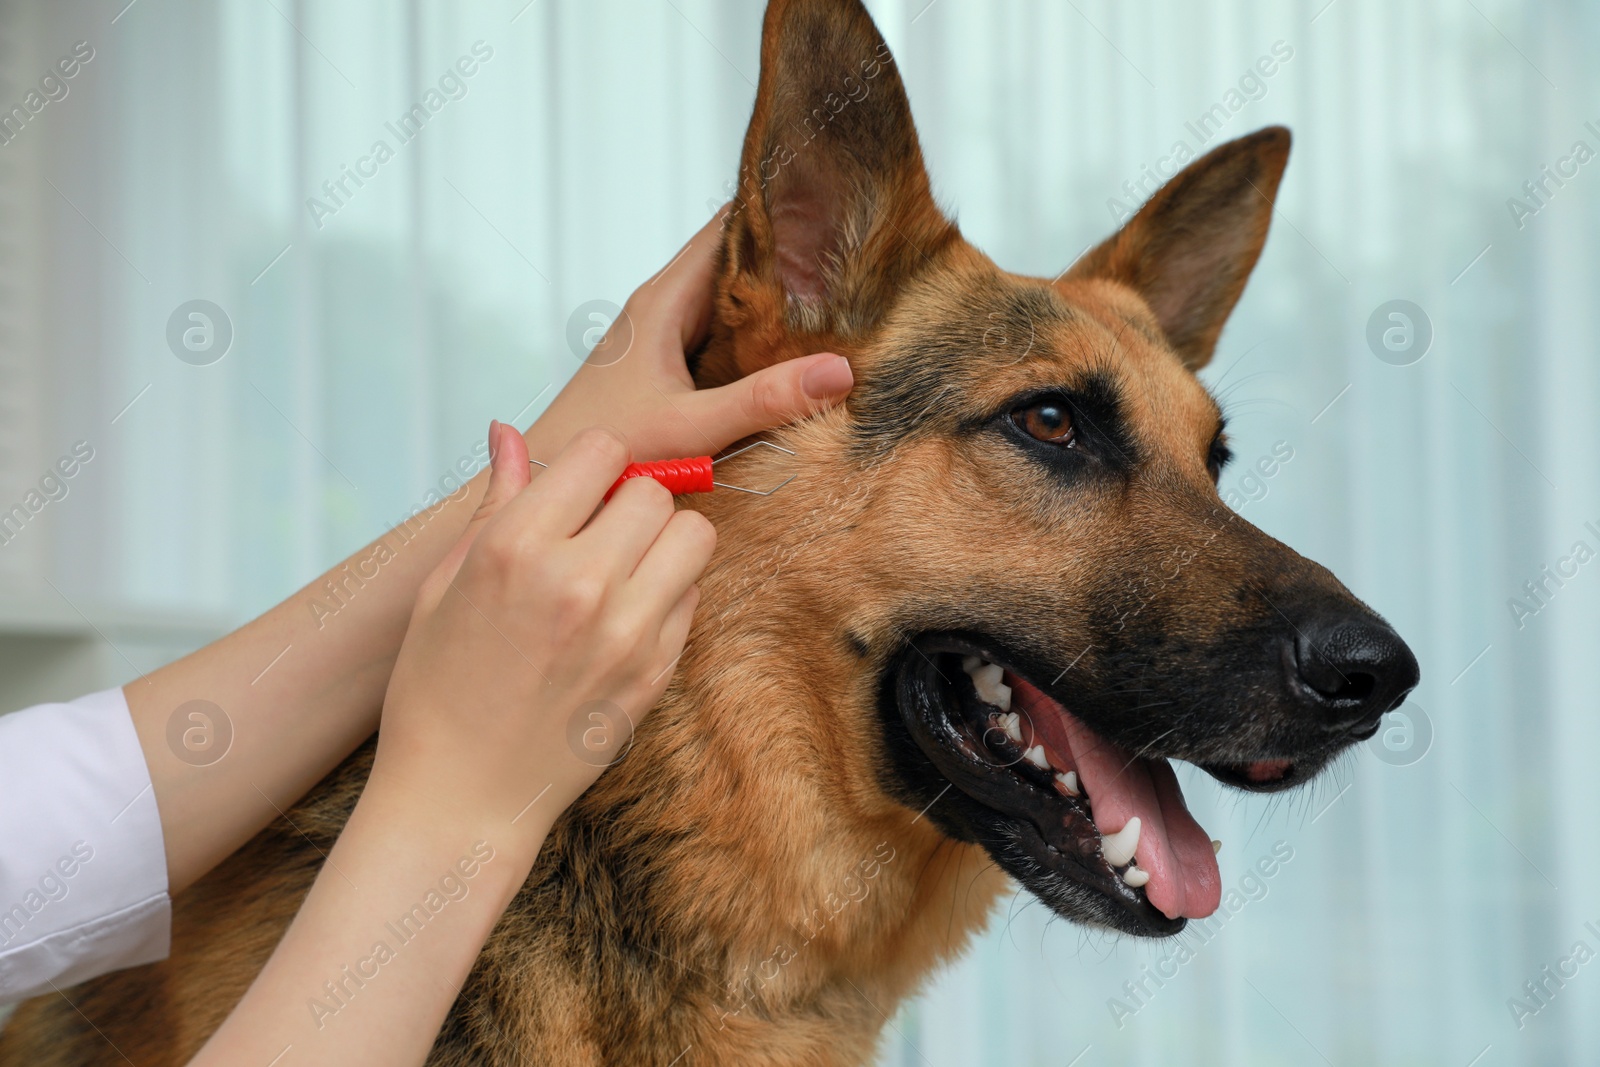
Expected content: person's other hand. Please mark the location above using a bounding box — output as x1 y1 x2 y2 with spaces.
527 208 853 463
372 420 712 856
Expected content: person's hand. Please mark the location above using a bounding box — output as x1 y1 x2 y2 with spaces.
371 420 713 859
526 208 853 463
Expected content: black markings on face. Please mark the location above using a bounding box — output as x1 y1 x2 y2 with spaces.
849 281 1071 460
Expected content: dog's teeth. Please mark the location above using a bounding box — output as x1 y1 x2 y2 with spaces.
1121 864 1150 888
961 655 984 674
1100 817 1141 867
1023 745 1050 770
1211 839 1223 855
969 663 1011 711
1054 770 1080 797
999 712 1023 744
970 661 1002 686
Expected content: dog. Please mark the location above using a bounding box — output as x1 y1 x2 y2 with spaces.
0 0 1419 1062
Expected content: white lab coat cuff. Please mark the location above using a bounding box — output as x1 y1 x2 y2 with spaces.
0 687 171 1003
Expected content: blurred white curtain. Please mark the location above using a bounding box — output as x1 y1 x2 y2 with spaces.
6 0 1599 1063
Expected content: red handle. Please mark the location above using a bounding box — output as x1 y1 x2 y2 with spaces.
604 456 715 501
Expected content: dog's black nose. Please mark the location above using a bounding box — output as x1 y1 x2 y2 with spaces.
1288 615 1420 736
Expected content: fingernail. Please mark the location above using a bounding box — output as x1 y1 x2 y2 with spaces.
488 420 500 462
800 354 853 399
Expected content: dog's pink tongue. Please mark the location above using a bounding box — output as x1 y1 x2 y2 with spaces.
1011 677 1220 920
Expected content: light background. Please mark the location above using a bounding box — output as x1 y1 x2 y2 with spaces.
0 1 1596 1064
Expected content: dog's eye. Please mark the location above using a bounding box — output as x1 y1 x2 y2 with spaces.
1012 400 1076 445
1207 439 1232 483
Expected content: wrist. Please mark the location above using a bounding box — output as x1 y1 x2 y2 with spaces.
357 761 548 906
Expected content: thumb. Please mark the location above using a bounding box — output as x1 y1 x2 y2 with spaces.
471 420 532 530
684 352 852 450
419 420 530 611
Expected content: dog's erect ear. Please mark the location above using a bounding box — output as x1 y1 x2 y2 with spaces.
1065 126 1291 371
703 0 954 384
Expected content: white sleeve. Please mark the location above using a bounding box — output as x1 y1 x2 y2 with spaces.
0 688 171 1004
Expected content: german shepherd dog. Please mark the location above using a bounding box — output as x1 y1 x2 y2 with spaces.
0 0 1419 1063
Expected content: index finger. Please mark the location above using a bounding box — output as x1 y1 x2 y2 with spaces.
490 427 631 542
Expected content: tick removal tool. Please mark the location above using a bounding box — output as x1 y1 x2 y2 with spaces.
530 440 796 500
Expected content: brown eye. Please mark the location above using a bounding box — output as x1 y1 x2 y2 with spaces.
1013 400 1075 445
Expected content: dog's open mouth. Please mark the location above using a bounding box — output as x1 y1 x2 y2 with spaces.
892 634 1307 937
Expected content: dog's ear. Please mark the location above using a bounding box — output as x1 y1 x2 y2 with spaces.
701 0 955 385
1064 126 1290 371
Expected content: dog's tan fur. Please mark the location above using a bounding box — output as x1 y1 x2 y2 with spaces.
0 1 1303 1063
